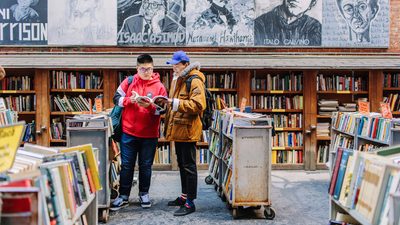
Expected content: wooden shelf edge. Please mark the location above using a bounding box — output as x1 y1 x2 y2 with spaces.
208 88 237 92
0 90 35 94
274 128 303 132
272 164 304 170
317 136 331 141
50 139 66 143
251 90 303 94
272 147 304 151
252 109 303 113
50 89 103 93
317 91 368 94
153 164 172 171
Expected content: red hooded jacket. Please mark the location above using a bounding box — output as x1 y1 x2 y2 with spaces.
114 73 167 138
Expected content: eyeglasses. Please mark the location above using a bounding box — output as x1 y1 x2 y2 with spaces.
138 67 154 73
143 1 163 9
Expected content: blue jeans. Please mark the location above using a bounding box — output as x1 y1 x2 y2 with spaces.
119 132 158 196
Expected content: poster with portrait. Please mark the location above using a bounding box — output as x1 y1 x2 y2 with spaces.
186 0 254 46
0 0 48 45
117 0 186 46
322 0 389 47
48 0 117 46
254 0 322 46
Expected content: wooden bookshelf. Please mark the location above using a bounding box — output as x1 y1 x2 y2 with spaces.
2 66 391 170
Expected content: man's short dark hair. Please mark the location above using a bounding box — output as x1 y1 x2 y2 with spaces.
137 54 153 64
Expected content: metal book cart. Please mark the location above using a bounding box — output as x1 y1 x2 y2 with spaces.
206 110 275 219
66 117 111 223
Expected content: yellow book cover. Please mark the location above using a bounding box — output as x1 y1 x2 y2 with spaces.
272 151 277 164
60 144 102 191
339 154 354 205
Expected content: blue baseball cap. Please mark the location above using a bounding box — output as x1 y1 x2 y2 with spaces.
166 50 190 65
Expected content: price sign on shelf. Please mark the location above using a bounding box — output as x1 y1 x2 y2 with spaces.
0 122 26 173
380 102 393 119
358 101 370 115
239 97 247 112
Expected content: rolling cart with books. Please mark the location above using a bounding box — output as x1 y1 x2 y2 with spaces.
66 117 111 223
207 110 275 219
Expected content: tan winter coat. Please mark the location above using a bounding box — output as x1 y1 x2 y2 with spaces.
165 62 206 142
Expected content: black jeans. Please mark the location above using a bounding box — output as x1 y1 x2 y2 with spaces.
119 132 157 196
175 141 197 200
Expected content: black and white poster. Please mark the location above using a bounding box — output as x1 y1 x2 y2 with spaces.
48 0 117 46
254 0 322 46
117 0 186 46
322 0 389 47
186 0 254 46
0 0 47 45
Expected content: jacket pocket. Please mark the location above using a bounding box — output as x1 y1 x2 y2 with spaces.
172 118 191 139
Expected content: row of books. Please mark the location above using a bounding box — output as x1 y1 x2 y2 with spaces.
50 71 103 90
22 121 36 143
50 118 65 140
0 75 33 90
153 145 170 164
329 146 400 225
317 74 367 91
317 144 329 163
358 115 392 143
205 72 236 89
199 149 210 164
251 95 303 110
266 113 303 128
251 73 303 91
50 95 92 112
331 133 355 151
1 144 101 225
2 95 36 112
272 132 303 147
317 122 330 137
212 93 237 109
332 112 358 135
383 93 400 112
272 150 304 164
0 109 17 126
384 72 400 88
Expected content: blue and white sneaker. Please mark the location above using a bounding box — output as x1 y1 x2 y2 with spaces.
110 196 129 211
139 193 151 208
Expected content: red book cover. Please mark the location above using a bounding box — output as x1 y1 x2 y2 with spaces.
2 195 32 213
329 148 343 195
0 179 32 188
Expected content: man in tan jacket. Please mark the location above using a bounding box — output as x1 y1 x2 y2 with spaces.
164 50 206 216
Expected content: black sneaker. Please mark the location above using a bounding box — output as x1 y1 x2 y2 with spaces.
174 203 196 216
167 197 185 206
110 196 129 211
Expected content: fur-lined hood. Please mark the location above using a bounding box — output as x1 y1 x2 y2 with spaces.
175 62 202 79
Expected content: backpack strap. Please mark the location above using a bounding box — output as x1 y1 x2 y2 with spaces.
128 75 133 85
185 75 201 94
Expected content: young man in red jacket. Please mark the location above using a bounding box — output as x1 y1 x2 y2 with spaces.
111 54 167 210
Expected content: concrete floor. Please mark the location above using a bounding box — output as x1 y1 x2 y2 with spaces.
107 170 330 225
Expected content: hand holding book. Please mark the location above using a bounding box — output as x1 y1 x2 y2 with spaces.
131 91 168 110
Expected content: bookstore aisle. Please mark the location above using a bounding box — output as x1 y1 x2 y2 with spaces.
107 170 329 225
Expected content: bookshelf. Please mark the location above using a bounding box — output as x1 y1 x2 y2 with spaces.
47 69 104 146
0 69 37 144
250 70 304 169
313 70 371 170
329 144 400 225
382 71 400 117
1 66 392 171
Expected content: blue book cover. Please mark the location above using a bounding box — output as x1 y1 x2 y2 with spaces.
333 150 352 200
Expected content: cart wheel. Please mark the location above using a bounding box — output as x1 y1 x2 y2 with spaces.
214 184 218 191
264 207 275 220
111 188 119 200
221 193 226 202
232 208 239 219
99 209 109 223
226 202 232 210
205 175 213 185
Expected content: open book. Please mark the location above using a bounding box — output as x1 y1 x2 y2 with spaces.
132 91 168 110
